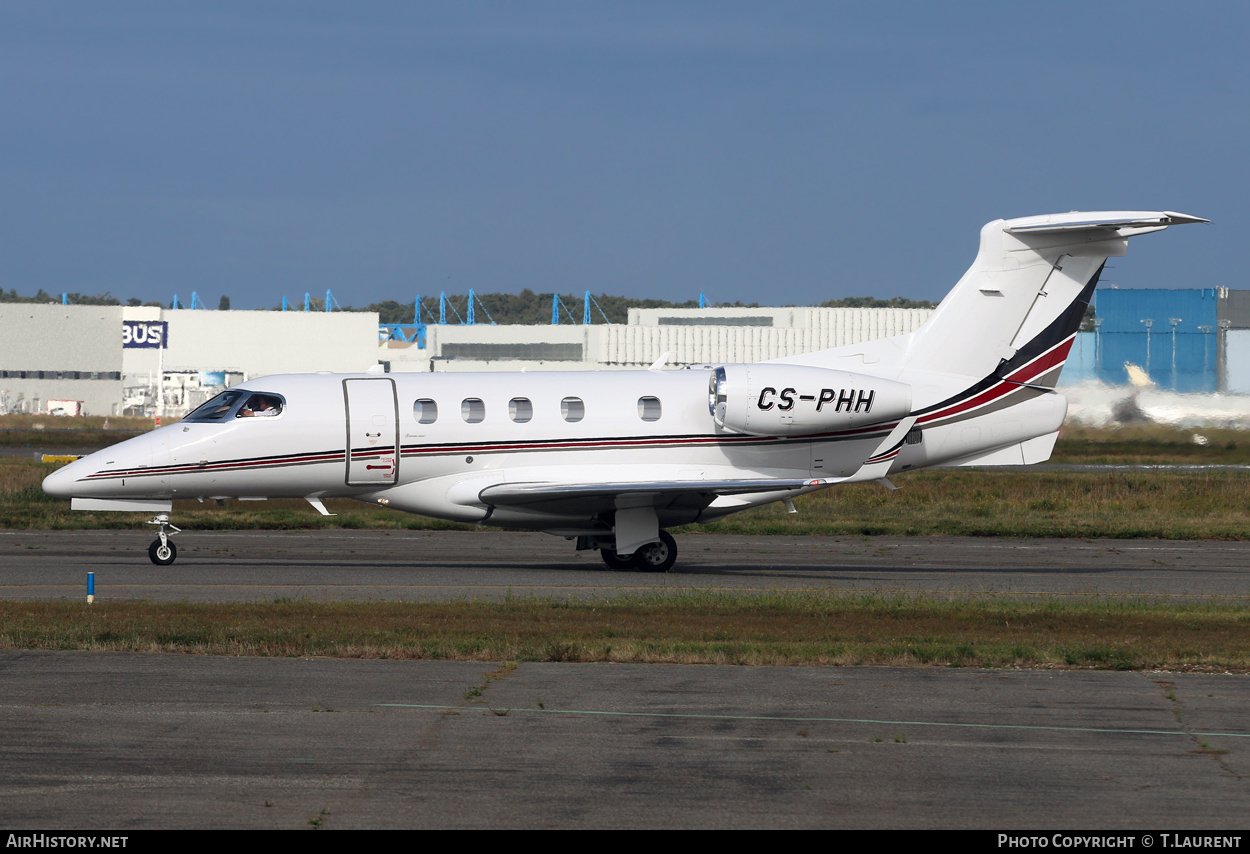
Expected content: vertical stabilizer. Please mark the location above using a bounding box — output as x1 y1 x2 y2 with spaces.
903 211 1206 386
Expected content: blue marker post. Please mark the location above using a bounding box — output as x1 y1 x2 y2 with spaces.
87 572 94 604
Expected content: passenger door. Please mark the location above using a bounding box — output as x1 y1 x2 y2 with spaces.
343 378 399 486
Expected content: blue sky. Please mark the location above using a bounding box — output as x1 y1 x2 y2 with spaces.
1 2 1243 310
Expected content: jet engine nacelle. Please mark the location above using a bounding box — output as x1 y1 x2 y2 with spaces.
709 364 912 436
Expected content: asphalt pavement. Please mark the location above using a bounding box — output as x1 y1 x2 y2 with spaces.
2 529 1247 829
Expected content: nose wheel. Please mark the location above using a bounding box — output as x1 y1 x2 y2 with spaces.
146 513 181 566
148 538 177 566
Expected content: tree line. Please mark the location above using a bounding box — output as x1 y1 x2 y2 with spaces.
0 287 938 324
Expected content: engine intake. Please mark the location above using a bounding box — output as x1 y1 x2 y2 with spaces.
709 364 911 436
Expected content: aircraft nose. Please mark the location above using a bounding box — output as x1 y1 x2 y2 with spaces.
41 433 169 500
42 457 85 498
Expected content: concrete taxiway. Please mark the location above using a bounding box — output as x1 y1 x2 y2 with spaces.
1 528 1248 602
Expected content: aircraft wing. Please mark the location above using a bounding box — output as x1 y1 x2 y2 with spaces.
477 478 828 517
480 478 828 503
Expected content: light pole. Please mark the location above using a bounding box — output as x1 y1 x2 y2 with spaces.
1199 325 1213 391
1219 320 1232 392
1140 319 1154 378
1094 317 1104 378
1169 318 1182 390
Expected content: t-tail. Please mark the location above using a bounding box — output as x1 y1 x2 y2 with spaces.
903 210 1208 386
884 210 1208 467
772 210 1208 470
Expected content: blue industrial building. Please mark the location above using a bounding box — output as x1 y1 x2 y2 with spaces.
1093 288 1222 392
1061 288 1248 392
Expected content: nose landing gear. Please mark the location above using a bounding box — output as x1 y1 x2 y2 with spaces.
146 514 181 566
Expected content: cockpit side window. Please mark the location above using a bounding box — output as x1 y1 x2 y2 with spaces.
236 393 285 418
183 390 247 422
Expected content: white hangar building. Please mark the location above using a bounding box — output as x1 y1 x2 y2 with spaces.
1 303 933 416
385 306 933 373
1 304 380 416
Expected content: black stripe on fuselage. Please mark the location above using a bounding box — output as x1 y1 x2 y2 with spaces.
911 261 1103 421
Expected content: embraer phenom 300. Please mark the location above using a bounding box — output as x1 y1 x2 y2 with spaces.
44 211 1206 571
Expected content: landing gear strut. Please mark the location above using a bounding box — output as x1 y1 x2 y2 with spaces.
146 513 181 566
600 531 678 573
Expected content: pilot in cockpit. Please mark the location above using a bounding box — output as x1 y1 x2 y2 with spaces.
238 394 282 417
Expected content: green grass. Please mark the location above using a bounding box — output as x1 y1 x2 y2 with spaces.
1050 423 1250 465
694 469 1250 539
0 414 153 448
8 461 1250 538
2 594 1247 671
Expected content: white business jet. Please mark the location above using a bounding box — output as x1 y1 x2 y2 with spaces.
43 211 1205 571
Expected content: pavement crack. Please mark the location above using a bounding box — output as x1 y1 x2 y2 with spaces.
463 661 519 711
1150 676 1240 777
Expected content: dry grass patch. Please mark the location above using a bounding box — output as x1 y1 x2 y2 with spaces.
0 414 152 448
7 459 1250 537
2 595 1247 671
697 470 1250 539
1053 423 1250 465
10 421 1250 537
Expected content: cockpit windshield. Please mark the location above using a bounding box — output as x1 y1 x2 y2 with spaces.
182 390 285 422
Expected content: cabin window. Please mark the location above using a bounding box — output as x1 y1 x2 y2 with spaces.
509 398 533 423
638 396 662 421
462 398 486 423
414 399 438 424
560 396 585 422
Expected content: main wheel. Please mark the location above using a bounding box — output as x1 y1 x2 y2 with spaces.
148 538 177 566
601 549 636 570
630 531 677 573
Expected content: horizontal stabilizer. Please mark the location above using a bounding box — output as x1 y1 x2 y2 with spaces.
1003 211 1207 234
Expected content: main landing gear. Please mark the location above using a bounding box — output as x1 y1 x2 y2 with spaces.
600 531 677 573
146 513 181 566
